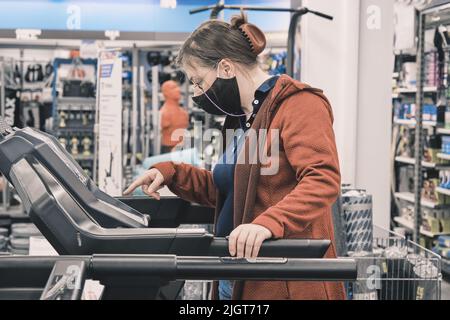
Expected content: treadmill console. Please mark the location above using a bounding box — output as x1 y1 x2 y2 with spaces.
0 119 149 228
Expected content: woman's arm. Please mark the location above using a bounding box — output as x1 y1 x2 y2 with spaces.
252 92 341 239
152 162 217 208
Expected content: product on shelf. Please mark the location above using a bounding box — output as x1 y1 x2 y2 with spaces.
423 104 438 122
394 102 437 122
82 136 92 156
433 236 450 259
58 137 68 150
442 136 450 155
422 207 450 234
445 106 450 129
396 127 415 158
70 136 80 156
425 51 438 87
82 111 89 126
422 179 439 203
439 170 450 189
397 205 450 235
58 111 67 128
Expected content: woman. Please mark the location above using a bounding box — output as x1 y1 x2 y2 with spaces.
125 13 345 300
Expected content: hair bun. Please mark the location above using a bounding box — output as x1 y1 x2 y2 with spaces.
230 12 248 29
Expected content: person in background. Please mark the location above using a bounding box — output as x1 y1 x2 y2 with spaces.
160 80 189 154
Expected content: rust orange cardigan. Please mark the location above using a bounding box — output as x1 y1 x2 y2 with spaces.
153 75 345 300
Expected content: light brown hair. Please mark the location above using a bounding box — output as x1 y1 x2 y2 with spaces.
177 12 266 69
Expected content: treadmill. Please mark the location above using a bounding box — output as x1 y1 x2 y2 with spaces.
0 254 357 300
0 118 331 258
0 118 358 300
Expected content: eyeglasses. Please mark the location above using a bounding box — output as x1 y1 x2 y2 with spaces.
188 63 220 92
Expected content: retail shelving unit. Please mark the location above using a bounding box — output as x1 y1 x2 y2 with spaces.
52 58 97 179
392 1 450 246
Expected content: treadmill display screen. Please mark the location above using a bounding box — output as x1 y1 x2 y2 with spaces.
23 128 89 186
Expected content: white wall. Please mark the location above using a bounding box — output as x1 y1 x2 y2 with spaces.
301 0 361 186
301 0 394 229
355 0 394 229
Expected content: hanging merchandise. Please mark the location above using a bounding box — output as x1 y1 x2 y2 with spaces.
146 51 173 67
147 51 162 66
160 53 172 67
60 56 95 98
24 64 44 83
13 64 21 85
147 70 170 85
341 189 374 254
63 80 95 98
44 62 54 78
158 72 171 84
172 70 186 85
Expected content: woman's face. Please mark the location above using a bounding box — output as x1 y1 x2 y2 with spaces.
184 59 238 97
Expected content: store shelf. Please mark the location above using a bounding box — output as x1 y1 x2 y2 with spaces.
394 192 449 209
395 156 450 169
437 128 450 135
438 153 450 161
394 216 449 238
57 105 95 112
393 119 437 127
55 126 94 134
395 156 416 165
57 97 96 103
393 87 438 94
73 154 94 161
437 187 450 196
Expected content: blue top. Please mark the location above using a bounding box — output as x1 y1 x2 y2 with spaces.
212 76 279 237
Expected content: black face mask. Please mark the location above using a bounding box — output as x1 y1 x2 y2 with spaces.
192 76 248 117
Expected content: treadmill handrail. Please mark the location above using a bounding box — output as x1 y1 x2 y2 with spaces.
0 255 358 284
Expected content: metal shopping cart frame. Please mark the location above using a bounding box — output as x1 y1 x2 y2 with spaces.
348 226 442 300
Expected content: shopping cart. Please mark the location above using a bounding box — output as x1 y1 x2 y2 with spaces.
347 226 442 300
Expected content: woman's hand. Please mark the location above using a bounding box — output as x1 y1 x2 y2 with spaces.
123 168 165 200
228 224 272 259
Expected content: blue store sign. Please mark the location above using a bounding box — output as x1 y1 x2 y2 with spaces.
0 0 290 33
